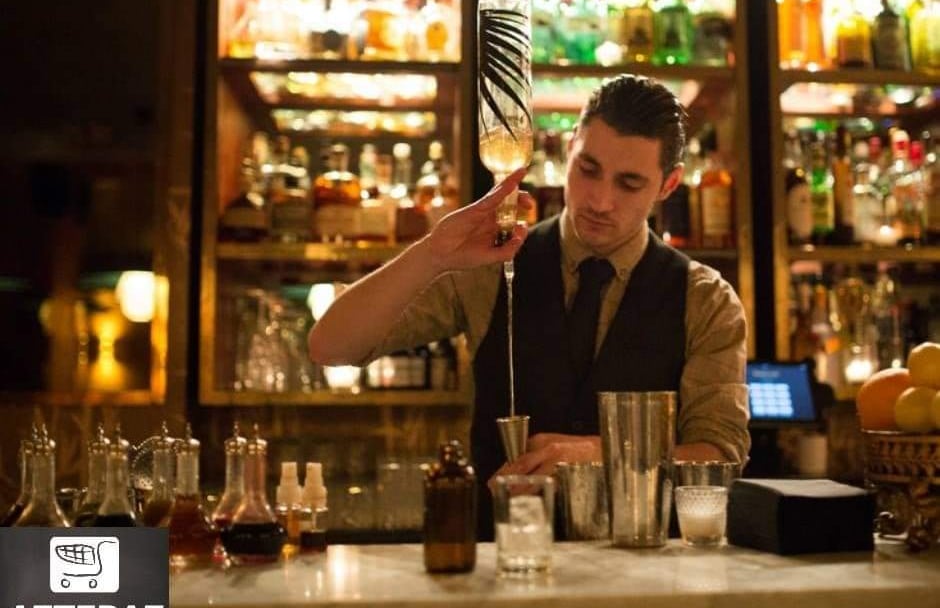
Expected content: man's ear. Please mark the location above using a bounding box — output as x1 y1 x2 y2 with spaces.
658 164 685 201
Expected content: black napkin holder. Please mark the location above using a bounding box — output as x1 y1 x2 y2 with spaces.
727 478 874 555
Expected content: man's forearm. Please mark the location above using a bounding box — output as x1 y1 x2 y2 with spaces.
308 238 439 365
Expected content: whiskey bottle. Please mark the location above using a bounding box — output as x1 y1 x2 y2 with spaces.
270 137 313 243
835 7 873 68
313 143 362 242
424 440 476 573
699 129 734 249
219 156 270 243
392 143 428 242
873 0 911 71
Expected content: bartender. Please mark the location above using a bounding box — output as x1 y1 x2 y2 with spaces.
309 74 750 538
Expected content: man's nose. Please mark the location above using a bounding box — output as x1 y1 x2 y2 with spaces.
588 181 615 213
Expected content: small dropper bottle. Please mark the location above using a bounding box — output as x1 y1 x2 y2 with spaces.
93 426 138 526
300 462 329 553
1 426 36 526
275 461 303 557
221 424 286 564
212 421 246 530
167 424 218 567
141 422 176 526
73 424 110 526
14 425 70 527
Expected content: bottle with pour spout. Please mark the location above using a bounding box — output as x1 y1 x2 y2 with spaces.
14 425 70 527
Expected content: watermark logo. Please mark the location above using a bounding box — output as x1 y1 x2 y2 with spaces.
50 536 120 593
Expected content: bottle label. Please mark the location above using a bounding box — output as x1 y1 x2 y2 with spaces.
314 205 361 240
701 185 732 238
222 206 268 231
811 190 835 233
271 200 312 241
359 204 394 240
787 183 813 241
874 16 908 69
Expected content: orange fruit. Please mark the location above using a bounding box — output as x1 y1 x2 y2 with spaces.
907 342 940 389
894 386 937 433
856 367 910 430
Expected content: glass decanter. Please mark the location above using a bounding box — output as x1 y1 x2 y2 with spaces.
73 424 110 527
14 425 70 527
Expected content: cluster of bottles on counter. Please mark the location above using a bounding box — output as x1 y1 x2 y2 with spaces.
650 124 735 249
219 132 459 245
227 0 460 62
777 0 940 73
532 0 735 67
0 422 330 567
785 125 940 246
789 263 940 394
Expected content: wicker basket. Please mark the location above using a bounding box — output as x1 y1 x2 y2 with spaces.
863 431 940 550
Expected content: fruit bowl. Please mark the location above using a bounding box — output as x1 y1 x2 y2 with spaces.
863 430 940 550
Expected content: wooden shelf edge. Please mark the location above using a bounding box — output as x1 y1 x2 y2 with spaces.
201 389 472 407
780 68 940 88
0 390 158 408
219 57 461 75
533 63 734 81
217 241 408 263
788 245 940 263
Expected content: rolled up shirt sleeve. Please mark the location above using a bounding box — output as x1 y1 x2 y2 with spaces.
678 261 751 464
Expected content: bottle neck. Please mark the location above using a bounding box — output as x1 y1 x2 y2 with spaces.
176 451 200 498
244 451 268 497
84 451 109 503
15 447 32 503
100 453 135 515
151 448 175 501
29 451 57 507
224 451 246 497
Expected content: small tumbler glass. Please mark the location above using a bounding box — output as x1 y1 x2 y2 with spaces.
493 475 554 577
674 485 728 547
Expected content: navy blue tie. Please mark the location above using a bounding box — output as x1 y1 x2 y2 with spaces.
568 257 615 385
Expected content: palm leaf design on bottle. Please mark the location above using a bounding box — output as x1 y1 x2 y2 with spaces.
478 6 532 141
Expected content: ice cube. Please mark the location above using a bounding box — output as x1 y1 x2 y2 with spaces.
509 495 546 526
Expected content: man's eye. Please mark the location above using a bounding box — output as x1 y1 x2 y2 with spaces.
618 181 642 192
578 162 599 176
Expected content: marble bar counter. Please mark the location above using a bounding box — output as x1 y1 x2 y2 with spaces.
171 539 940 608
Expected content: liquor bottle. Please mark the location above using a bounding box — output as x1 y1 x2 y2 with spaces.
419 0 459 61
392 143 428 242
852 141 885 245
835 7 873 68
801 0 827 69
423 440 476 573
831 126 855 244
73 425 110 527
313 143 363 242
922 131 940 244
684 137 703 248
887 131 927 244
220 425 286 564
527 131 566 222
652 0 692 66
141 423 175 527
810 283 843 391
358 0 408 60
219 155 270 243
13 425 70 527
784 130 812 245
910 0 940 73
559 0 604 65
228 1 261 57
809 136 835 244
1 430 34 526
417 141 459 228
698 129 734 249
691 0 732 66
872 263 905 369
299 462 329 553
777 0 805 68
790 276 817 363
212 422 247 531
92 427 138 526
613 0 654 63
270 137 312 243
873 0 912 70
275 461 304 557
167 425 218 567
360 153 397 242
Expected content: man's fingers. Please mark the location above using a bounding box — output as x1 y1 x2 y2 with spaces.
473 168 528 211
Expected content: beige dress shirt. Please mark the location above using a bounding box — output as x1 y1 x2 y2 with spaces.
363 208 751 463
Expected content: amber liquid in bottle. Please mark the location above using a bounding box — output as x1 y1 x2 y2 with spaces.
168 495 219 561
424 440 476 573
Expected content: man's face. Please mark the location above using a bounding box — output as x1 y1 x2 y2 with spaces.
565 118 683 256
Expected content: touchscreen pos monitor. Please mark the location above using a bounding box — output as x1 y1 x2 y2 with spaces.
746 360 818 427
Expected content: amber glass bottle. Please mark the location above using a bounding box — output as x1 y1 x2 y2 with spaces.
423 440 476 573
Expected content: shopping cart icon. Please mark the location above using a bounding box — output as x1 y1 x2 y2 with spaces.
49 536 119 593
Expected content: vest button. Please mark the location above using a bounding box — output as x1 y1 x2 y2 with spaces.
571 420 584 432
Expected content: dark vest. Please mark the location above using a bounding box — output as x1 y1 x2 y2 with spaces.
471 217 689 538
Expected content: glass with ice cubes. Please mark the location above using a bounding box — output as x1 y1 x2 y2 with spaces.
493 474 554 577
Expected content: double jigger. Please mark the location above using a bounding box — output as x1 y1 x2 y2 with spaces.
496 415 529 462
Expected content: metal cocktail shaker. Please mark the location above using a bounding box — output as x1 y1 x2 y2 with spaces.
598 391 677 548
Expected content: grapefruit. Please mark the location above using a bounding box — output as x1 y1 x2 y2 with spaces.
855 367 910 430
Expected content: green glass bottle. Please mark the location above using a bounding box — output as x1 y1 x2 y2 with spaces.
809 137 835 244
652 0 692 66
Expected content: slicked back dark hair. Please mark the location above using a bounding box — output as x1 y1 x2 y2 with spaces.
578 74 688 174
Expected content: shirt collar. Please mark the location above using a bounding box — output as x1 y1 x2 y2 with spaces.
559 207 649 281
